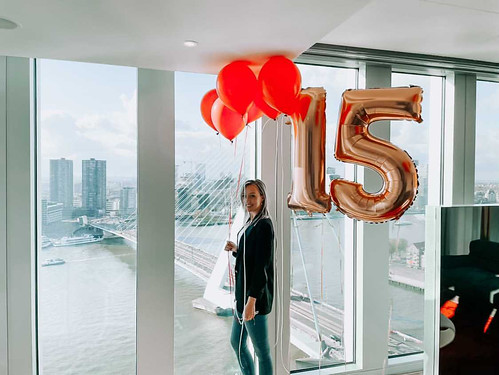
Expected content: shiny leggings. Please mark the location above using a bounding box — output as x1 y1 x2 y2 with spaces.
230 312 273 375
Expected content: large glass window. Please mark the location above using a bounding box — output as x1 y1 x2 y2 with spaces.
475 81 499 203
37 60 138 374
174 72 256 374
387 73 443 357
289 64 357 372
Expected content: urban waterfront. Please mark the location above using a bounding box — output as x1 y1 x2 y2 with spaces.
39 215 425 374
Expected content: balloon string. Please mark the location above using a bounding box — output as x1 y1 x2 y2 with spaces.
227 127 249 294
382 302 393 375
321 219 324 301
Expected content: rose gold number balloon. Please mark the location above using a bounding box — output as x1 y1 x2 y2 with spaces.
331 87 423 223
287 87 331 214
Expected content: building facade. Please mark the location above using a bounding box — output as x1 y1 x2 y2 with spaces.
82 158 107 216
120 187 136 216
49 158 73 216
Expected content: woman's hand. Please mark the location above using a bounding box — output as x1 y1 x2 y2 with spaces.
243 297 257 321
224 241 237 253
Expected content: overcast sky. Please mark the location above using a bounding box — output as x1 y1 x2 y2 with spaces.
40 59 499 184
40 59 137 181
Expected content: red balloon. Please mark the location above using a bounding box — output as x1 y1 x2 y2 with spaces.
246 102 263 124
200 89 218 131
293 92 311 121
211 99 247 141
254 86 280 120
217 61 257 116
259 56 301 115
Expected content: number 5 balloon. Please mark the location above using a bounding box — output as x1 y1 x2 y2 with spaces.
331 86 423 223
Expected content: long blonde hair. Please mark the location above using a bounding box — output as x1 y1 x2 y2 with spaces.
240 179 269 225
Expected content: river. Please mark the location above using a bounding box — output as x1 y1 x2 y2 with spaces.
39 216 424 374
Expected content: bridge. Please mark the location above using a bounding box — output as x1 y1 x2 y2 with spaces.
87 214 422 362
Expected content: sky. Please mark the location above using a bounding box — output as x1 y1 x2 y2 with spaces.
40 59 137 181
39 59 499 184
476 80 499 183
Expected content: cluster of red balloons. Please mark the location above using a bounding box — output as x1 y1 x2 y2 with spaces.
200 56 302 141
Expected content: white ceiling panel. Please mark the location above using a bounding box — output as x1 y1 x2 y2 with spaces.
320 0 499 64
0 0 370 73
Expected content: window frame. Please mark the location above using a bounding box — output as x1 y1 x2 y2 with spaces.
3 42 498 374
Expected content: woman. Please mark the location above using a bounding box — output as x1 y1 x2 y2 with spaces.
224 179 274 375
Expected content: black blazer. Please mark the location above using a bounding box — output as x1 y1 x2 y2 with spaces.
234 217 274 315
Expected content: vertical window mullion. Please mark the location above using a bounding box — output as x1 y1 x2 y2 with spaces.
0 55 8 375
5 56 36 375
137 69 175 374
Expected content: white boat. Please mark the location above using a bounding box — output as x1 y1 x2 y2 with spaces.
42 258 65 267
52 234 103 247
41 236 53 248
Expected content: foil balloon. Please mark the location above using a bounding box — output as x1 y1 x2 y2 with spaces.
287 87 331 214
330 86 423 223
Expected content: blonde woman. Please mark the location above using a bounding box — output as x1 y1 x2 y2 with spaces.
225 179 274 375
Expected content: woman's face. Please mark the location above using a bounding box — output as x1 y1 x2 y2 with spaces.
244 184 264 216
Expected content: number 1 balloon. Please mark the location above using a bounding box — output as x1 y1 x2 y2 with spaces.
287 87 331 213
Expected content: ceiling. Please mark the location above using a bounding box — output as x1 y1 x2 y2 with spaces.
320 0 499 64
1 0 499 73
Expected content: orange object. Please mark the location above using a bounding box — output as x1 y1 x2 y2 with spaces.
484 308 496 333
330 87 423 223
441 296 460 319
287 88 331 214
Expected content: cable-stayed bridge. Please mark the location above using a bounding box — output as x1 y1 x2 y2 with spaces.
88 212 423 363
86 142 422 363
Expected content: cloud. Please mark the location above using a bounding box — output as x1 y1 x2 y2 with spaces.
40 91 137 179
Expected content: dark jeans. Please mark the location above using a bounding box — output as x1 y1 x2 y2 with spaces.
230 311 273 375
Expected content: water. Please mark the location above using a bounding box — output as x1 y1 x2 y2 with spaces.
39 238 136 375
39 218 424 374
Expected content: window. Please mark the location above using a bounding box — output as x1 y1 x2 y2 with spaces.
387 73 443 357
37 60 138 374
174 71 256 374
475 81 499 203
289 64 357 371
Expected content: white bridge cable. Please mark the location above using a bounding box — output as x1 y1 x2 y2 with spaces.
174 124 254 213
174 150 246 222
174 152 239 211
175 168 236 216
175 145 251 242
175 181 244 244
292 213 323 345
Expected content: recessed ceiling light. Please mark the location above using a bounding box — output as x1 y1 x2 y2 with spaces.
0 17 19 30
183 40 198 48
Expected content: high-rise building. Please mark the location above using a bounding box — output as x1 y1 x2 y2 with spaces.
120 187 136 216
49 158 73 216
82 158 106 216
